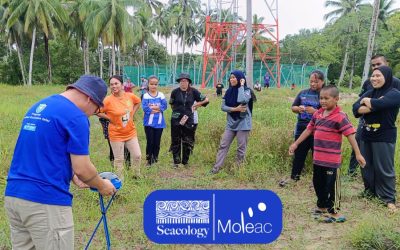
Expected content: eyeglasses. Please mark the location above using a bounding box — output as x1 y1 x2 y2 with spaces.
87 95 102 116
94 106 100 115
88 97 100 115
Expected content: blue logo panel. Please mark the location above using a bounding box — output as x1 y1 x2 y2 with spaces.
143 190 282 244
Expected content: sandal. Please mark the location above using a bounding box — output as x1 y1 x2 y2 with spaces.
279 178 293 187
311 208 328 219
312 208 328 214
319 214 346 223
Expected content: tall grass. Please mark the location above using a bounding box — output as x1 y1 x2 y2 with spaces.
0 84 399 249
348 211 400 250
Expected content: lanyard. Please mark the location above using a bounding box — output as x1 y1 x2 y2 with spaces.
180 91 188 108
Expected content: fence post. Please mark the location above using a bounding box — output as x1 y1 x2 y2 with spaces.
135 61 139 85
281 64 288 87
301 63 306 89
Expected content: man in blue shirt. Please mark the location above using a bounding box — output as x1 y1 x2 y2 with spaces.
4 75 116 249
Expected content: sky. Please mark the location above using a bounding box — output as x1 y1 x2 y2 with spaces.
234 0 400 38
159 0 400 54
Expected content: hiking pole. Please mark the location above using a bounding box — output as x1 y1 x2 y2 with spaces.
85 172 122 250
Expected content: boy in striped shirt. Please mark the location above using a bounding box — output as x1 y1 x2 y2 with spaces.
289 85 366 222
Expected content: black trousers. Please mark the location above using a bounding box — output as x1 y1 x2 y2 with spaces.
291 135 314 180
144 126 164 164
313 165 340 214
170 124 197 164
360 141 396 204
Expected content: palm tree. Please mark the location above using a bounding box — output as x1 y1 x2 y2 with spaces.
1 0 27 85
132 7 154 73
252 14 270 52
361 0 380 83
378 0 399 27
324 0 366 21
361 0 398 83
324 0 366 86
153 5 169 44
7 0 68 85
165 3 180 76
152 6 174 75
185 20 203 49
67 0 94 75
204 4 239 24
86 0 135 76
170 0 201 72
142 0 162 14
185 21 202 79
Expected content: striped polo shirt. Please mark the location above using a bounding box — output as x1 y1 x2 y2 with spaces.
307 106 355 168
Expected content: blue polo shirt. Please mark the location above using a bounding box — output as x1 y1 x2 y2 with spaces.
292 88 321 136
5 95 90 206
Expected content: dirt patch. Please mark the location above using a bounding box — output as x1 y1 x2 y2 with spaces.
158 166 198 179
340 93 359 99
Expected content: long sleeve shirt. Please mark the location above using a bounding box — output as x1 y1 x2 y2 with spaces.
353 88 400 143
142 92 168 129
222 86 252 131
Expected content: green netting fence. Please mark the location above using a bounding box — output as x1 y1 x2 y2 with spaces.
123 61 328 89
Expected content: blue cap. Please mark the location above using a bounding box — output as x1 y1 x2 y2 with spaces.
67 75 107 107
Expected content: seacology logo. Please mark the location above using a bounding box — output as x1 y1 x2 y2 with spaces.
35 104 47 113
144 190 282 244
155 200 210 239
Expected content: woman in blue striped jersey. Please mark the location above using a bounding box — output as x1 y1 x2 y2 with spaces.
142 75 168 166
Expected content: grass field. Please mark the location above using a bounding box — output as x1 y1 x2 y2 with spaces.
0 84 399 249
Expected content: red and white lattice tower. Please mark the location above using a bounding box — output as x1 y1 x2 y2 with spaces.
201 0 281 88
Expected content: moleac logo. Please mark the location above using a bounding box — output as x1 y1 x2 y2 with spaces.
143 190 282 244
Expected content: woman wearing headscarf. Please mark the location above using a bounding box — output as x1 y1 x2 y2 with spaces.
353 65 400 212
211 70 254 174
98 75 142 179
169 73 209 167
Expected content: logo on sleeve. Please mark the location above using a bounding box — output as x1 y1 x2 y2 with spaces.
35 104 47 113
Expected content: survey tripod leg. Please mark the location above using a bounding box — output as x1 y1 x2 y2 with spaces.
85 193 116 250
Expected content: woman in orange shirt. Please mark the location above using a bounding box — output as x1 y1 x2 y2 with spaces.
98 75 142 179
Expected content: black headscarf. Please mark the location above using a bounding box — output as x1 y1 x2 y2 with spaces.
370 66 393 99
224 70 253 120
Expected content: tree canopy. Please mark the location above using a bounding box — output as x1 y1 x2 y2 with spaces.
0 0 399 86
